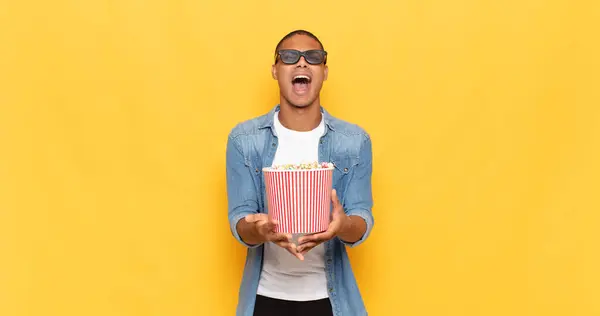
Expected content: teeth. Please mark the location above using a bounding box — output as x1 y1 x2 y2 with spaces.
294 75 310 80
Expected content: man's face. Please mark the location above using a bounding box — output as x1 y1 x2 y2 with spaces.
272 35 328 108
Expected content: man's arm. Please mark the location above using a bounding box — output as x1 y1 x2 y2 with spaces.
225 133 301 258
235 215 265 246
338 133 375 247
337 214 368 244
225 133 261 248
297 133 375 252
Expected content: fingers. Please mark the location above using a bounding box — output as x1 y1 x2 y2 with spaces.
273 239 304 261
287 243 304 261
297 233 317 245
297 242 317 254
273 239 291 249
246 213 278 225
269 233 303 260
298 226 338 244
303 231 335 244
269 232 292 243
255 221 274 236
247 214 281 238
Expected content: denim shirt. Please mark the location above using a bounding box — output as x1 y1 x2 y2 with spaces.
226 105 374 316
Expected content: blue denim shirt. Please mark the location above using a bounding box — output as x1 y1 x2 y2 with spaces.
226 105 374 316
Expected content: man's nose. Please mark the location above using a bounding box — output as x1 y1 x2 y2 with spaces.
295 56 308 67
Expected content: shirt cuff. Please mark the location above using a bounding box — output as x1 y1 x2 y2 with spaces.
339 208 374 248
230 211 263 248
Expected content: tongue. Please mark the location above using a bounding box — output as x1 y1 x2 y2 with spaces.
293 82 309 94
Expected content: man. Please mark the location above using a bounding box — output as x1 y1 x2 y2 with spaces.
226 30 374 316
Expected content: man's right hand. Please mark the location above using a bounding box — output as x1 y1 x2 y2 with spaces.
238 213 304 260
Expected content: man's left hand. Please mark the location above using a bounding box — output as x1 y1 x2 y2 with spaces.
297 189 348 255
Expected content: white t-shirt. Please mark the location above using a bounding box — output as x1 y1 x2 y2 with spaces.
256 111 328 301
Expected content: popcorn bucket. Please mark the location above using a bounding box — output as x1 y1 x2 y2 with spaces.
263 166 334 234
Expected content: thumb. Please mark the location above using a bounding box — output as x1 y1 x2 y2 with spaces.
266 218 278 231
332 189 341 207
268 216 278 226
245 213 264 223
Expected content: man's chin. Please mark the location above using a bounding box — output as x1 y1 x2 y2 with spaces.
290 102 311 108
285 96 316 109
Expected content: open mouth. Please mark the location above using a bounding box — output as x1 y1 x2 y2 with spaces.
292 75 311 95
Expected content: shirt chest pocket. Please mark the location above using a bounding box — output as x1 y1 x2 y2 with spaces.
331 156 359 195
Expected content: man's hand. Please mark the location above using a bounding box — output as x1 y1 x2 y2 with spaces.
242 214 305 260
296 189 350 255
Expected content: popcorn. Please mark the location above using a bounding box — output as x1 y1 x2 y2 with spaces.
268 161 334 171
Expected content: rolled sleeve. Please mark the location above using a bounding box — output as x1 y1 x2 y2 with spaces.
340 134 375 248
226 133 262 248
229 207 261 248
342 208 374 248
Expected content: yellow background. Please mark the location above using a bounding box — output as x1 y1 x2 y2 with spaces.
1 1 599 315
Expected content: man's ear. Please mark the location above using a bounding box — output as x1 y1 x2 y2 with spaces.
324 65 329 81
272 64 278 80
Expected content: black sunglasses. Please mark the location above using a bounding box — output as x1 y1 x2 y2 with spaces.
275 49 328 65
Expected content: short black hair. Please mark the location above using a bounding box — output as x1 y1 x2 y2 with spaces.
274 29 325 56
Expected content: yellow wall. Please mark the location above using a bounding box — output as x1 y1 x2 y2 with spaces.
1 1 599 315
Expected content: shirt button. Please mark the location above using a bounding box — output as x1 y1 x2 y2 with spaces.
272 143 276 147
344 168 348 172
255 168 259 173
329 287 334 293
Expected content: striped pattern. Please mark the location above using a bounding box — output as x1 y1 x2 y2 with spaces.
264 168 333 234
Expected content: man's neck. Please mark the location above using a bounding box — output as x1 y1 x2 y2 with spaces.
277 101 323 132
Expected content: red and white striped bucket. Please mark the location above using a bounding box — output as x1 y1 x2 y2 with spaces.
263 167 333 234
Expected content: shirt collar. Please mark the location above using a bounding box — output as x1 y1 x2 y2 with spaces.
258 104 336 132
